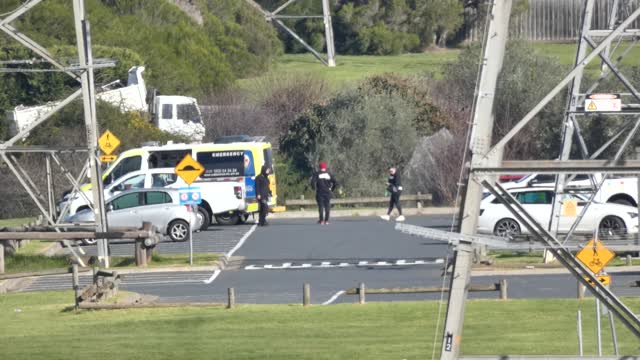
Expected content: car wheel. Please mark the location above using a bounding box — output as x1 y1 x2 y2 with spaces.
196 206 210 231
494 218 521 238
215 212 240 225
82 238 97 245
599 216 627 236
168 219 189 242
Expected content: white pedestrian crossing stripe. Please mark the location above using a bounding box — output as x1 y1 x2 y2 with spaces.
244 258 444 270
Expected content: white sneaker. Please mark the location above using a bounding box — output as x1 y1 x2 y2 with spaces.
395 215 406 222
380 214 390 221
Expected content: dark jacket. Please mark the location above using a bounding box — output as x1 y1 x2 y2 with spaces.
387 172 402 194
311 170 337 198
255 165 272 201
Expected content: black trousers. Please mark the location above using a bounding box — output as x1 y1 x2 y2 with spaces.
258 200 268 225
388 192 402 215
316 194 331 221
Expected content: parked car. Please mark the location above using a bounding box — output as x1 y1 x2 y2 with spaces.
500 173 638 206
58 168 180 217
478 187 639 238
68 188 197 243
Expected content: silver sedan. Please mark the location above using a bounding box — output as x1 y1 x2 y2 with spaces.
69 188 197 242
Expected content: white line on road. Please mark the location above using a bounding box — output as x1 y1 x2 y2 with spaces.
204 222 258 284
227 222 258 259
322 290 346 305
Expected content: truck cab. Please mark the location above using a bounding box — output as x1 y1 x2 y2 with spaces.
152 95 205 142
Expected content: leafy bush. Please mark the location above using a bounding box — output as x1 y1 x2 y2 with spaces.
281 87 421 197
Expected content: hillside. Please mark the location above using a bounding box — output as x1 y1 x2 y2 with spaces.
0 0 283 101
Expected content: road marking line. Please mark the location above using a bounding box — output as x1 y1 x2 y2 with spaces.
322 290 346 305
227 222 258 258
396 259 407 265
203 270 221 284
204 222 258 284
358 261 368 266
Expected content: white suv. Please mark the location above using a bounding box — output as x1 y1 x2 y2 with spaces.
501 173 638 207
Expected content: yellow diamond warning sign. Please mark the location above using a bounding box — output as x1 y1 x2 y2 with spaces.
576 239 616 274
98 130 121 155
175 154 204 185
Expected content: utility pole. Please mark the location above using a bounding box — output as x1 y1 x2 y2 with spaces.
321 0 336 67
439 1 512 359
72 0 109 267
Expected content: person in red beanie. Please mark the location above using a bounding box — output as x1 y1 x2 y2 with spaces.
310 161 338 224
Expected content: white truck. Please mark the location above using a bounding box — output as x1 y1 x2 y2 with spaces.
500 173 638 206
6 66 205 142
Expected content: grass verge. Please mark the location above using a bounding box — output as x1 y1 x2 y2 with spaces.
2 253 220 274
0 292 638 358
490 250 640 267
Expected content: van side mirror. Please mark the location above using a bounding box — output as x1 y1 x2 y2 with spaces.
107 204 114 212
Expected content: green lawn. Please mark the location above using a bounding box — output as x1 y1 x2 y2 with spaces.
0 291 638 358
239 51 460 90
239 43 640 91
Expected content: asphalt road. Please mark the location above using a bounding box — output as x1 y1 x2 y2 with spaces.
26 214 640 304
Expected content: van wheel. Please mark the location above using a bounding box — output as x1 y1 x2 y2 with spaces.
215 212 240 225
196 206 210 231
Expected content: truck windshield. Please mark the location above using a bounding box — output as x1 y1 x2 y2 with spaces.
177 104 201 123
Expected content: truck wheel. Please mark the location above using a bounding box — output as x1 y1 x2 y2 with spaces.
196 206 210 231
215 212 240 225
238 213 250 224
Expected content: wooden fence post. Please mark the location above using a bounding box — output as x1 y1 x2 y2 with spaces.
227 288 235 309
72 264 79 310
499 279 508 300
359 283 366 304
0 241 4 274
135 239 147 267
303 283 311 306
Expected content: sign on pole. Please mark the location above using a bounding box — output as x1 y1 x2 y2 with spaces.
175 154 205 185
576 239 616 274
98 130 121 155
584 94 621 112
99 154 117 163
583 274 611 286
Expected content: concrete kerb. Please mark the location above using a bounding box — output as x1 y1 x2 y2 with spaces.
271 206 457 219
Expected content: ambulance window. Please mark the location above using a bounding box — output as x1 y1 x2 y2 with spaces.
197 151 245 179
150 150 190 167
263 148 274 173
105 156 142 185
